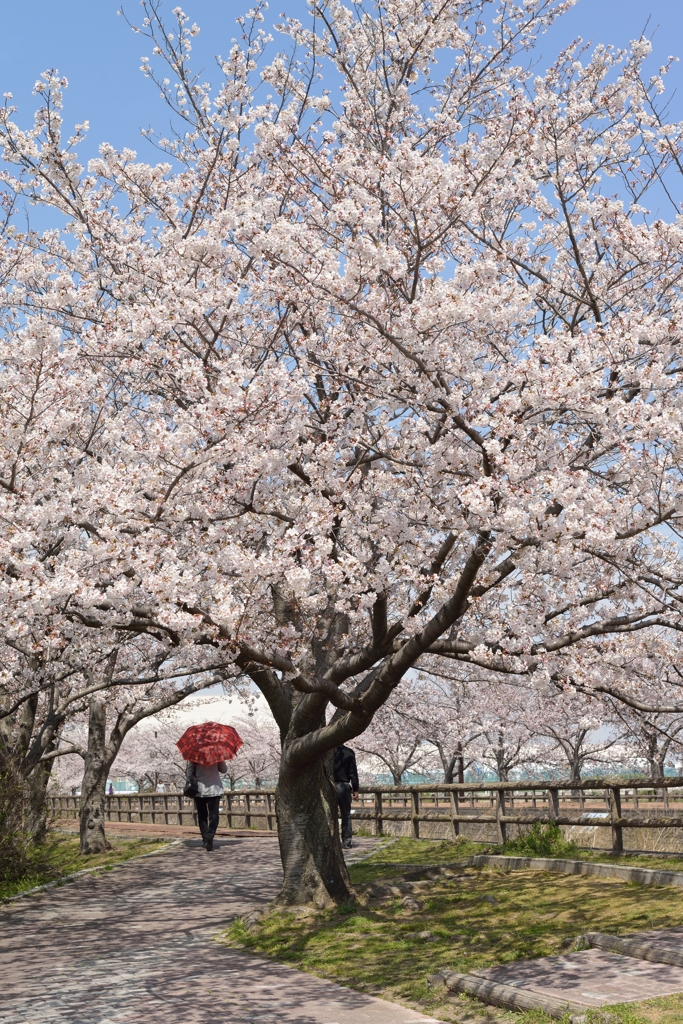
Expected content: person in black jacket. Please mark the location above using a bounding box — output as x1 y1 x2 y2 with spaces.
334 744 359 848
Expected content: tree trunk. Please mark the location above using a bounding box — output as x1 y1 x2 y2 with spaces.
26 746 55 843
457 742 465 784
79 698 112 855
275 752 352 908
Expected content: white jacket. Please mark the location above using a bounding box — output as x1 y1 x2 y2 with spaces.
187 761 228 797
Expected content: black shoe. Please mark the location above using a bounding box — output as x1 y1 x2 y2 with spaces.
206 837 214 851
201 837 207 848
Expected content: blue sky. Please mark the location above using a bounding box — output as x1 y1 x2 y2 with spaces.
1 0 682 162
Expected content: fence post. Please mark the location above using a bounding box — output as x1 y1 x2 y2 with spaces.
610 786 623 853
450 790 460 839
548 787 559 821
497 789 507 845
411 789 420 839
374 792 383 837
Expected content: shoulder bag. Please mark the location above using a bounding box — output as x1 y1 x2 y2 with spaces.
184 762 199 798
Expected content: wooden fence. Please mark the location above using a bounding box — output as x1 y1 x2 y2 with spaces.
48 776 683 852
352 777 683 852
49 789 278 831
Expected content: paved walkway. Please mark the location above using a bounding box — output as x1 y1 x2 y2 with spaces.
0 836 441 1024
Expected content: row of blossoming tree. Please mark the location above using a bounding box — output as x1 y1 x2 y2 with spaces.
47 674 681 794
3 0 683 905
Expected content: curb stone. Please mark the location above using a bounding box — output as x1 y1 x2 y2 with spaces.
344 852 683 888
469 853 683 887
428 969 584 1018
584 931 683 967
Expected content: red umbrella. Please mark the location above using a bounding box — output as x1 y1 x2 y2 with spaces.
176 722 243 765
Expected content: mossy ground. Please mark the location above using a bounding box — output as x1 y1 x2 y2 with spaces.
220 838 683 1024
0 833 168 900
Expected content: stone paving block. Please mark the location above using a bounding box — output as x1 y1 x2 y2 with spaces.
472 948 683 1008
0 836 435 1024
629 925 683 945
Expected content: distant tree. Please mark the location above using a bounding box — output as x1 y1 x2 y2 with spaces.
355 688 429 784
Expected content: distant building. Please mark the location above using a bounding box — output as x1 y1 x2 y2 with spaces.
108 777 138 793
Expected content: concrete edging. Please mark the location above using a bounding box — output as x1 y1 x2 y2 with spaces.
1 839 182 905
470 853 683 887
430 970 585 1018
586 931 683 967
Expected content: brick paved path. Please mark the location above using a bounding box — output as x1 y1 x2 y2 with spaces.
473 947 683 1008
0 836 441 1024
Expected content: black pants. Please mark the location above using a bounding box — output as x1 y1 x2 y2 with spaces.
194 795 221 840
335 782 352 841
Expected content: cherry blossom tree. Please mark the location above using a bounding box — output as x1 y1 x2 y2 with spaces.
232 717 281 788
408 671 485 782
0 622 231 851
599 658 683 779
48 742 84 796
116 716 187 792
472 697 540 782
57 667 234 853
616 707 683 779
4 0 683 903
535 687 622 783
355 687 431 783
0 633 176 840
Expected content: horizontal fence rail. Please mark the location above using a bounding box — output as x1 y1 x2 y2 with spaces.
48 789 278 832
47 775 683 852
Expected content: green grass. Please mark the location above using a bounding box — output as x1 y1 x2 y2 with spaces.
503 821 580 858
0 834 169 900
355 835 683 877
219 838 683 1023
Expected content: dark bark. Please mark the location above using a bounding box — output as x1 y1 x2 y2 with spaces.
79 698 113 855
26 740 56 842
275 750 352 908
438 741 466 784
0 688 59 843
457 742 465 785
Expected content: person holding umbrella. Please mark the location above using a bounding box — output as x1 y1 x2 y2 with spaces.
176 722 242 851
